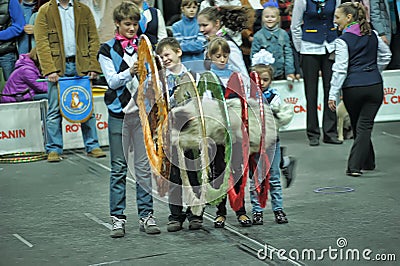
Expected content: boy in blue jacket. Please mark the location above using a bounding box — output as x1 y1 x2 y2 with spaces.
172 0 206 62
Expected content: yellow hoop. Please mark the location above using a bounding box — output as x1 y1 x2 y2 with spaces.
136 35 169 189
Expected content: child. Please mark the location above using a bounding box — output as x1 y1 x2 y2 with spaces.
251 6 296 81
198 6 250 90
97 1 160 238
207 37 233 87
250 63 294 225
172 0 207 63
155 37 204 232
207 37 252 228
0 47 48 103
199 0 243 46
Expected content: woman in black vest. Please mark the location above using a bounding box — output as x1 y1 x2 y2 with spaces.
328 2 391 176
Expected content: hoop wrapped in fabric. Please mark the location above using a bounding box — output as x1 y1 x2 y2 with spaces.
136 35 170 196
249 71 271 209
173 71 232 215
170 72 277 212
225 73 250 212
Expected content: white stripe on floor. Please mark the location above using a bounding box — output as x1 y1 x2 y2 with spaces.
382 131 400 139
202 212 302 266
12 234 33 248
73 152 111 172
88 260 120 266
71 151 156 190
84 213 112 230
78 151 302 265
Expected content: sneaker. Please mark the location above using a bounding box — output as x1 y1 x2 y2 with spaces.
188 219 203 230
110 216 126 238
237 214 252 227
346 170 362 177
139 214 161 234
282 157 297 188
88 148 106 158
274 210 288 224
47 151 61 162
252 212 263 225
167 220 183 232
309 139 319 146
213 215 226 228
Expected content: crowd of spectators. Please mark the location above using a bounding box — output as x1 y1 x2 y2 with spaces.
1 0 398 104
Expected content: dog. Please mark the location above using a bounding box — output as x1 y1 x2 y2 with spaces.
336 100 353 141
70 91 84 109
170 97 278 153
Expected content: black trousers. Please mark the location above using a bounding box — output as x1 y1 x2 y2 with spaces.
212 143 246 217
387 33 400 70
342 83 383 172
301 54 338 141
168 148 203 222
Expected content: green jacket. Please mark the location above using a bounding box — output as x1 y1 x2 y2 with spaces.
33 0 101 77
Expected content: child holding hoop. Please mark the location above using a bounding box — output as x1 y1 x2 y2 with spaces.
98 1 160 238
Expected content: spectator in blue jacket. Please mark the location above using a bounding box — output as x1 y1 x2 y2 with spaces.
18 0 36 55
0 0 25 80
172 0 206 62
251 6 296 80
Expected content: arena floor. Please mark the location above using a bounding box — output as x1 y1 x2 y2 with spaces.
1 121 399 266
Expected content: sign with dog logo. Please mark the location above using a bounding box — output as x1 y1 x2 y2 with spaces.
58 76 93 123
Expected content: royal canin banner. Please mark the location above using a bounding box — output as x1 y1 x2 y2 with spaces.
62 96 109 149
0 101 45 155
273 70 400 131
375 70 400 121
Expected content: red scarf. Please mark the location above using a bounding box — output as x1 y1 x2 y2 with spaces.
115 33 138 51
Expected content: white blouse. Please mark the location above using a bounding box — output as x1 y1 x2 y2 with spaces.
329 31 392 101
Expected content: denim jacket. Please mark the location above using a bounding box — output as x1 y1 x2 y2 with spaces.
251 26 295 78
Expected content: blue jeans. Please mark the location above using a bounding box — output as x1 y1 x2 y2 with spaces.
250 140 283 212
108 113 154 218
45 62 100 153
0 52 17 80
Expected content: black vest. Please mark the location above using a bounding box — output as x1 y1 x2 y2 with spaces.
341 33 382 88
137 7 158 46
302 0 338 44
0 0 17 55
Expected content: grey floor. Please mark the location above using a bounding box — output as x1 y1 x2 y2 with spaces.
1 122 399 266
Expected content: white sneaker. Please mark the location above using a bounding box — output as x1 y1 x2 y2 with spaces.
110 216 126 238
139 214 161 234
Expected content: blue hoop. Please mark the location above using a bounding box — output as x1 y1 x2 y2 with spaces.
314 186 355 194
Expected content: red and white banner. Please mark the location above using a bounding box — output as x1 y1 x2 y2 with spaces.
273 70 400 131
376 70 400 121
0 101 45 155
62 96 109 149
